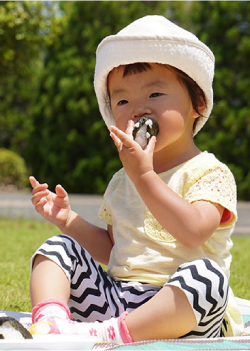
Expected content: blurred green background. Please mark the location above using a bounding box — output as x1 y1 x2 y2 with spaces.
0 1 250 198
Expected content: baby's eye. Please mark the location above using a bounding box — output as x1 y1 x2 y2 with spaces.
118 100 128 106
150 92 163 98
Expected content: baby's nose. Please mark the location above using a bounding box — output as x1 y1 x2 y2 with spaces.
132 103 151 120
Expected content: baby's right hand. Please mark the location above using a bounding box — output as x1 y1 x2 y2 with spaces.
29 176 71 230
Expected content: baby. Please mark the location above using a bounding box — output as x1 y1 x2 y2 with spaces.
29 15 243 342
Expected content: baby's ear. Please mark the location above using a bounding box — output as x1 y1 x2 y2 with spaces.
191 95 207 120
198 100 207 115
197 91 207 115
191 109 201 120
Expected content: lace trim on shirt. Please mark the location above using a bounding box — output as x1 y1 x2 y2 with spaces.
98 203 113 225
144 208 176 243
185 167 237 225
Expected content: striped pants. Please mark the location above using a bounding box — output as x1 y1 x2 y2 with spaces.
31 234 229 338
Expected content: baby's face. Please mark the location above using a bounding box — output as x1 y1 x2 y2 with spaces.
108 63 199 152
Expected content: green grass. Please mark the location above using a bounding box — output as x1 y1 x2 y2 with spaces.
230 236 250 300
0 218 249 312
0 218 60 312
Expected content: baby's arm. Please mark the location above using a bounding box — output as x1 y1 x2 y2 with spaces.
55 210 114 265
109 126 224 248
135 172 224 248
29 176 113 264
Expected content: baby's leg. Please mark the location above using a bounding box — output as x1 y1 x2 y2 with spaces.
30 240 228 342
126 258 229 340
31 254 70 307
125 284 196 340
30 234 120 322
29 234 136 342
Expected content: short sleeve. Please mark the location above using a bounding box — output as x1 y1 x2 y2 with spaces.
185 166 237 226
98 202 113 226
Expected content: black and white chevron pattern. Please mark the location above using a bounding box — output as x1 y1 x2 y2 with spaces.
33 235 160 322
33 236 228 337
167 258 229 338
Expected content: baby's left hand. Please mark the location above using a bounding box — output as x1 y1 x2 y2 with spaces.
109 121 156 184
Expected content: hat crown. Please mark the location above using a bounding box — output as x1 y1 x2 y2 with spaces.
117 15 196 41
97 15 214 62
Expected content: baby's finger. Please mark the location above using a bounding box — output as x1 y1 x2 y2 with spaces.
29 176 39 189
32 197 48 215
30 176 49 196
109 126 134 149
146 135 157 153
110 131 122 151
31 188 49 206
31 183 49 196
125 120 134 137
55 184 68 198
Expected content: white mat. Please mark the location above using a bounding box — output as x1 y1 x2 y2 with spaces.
1 297 250 350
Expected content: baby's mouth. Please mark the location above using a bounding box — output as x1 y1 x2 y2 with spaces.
133 116 159 148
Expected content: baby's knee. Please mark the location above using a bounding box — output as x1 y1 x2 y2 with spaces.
169 258 229 300
165 258 229 337
31 235 78 281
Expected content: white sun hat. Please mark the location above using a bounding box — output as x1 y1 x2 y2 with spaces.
94 15 215 135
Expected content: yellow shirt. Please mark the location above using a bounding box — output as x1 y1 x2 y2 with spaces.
98 152 243 336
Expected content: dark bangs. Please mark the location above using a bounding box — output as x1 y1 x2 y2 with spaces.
122 63 153 77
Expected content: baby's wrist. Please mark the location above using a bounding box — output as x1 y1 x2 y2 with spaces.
57 209 75 232
133 170 156 188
